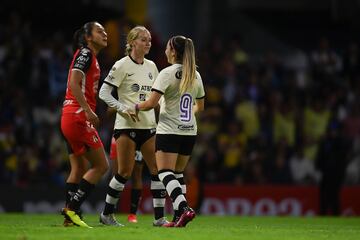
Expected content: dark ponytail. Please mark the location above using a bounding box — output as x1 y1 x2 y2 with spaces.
72 21 97 52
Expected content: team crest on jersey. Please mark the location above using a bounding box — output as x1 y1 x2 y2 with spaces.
175 70 182 79
131 83 140 92
148 72 153 80
130 132 136 138
92 135 99 143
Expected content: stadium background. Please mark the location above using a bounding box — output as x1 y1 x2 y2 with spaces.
0 0 360 216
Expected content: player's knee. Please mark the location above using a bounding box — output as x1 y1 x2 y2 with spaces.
97 161 109 175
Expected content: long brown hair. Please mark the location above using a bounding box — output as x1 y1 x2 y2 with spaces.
169 36 196 95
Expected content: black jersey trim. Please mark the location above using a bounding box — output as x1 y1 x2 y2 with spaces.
151 88 164 95
104 81 118 88
129 55 144 65
72 47 92 72
196 95 205 99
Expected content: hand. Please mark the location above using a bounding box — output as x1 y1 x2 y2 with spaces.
121 105 140 123
84 108 100 128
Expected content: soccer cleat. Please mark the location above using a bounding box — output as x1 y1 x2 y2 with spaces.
162 221 176 228
61 208 92 228
174 207 196 227
63 218 75 227
63 209 83 227
127 214 138 223
99 212 124 227
153 217 170 227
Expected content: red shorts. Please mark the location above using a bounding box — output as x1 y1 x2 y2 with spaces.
61 112 103 156
109 137 117 160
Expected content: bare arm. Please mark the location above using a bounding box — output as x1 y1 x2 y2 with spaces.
69 70 99 127
137 91 162 111
193 98 205 114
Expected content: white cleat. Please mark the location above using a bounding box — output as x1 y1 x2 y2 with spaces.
99 213 124 227
153 217 170 227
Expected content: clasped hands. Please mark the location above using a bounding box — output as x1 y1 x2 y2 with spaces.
119 104 140 122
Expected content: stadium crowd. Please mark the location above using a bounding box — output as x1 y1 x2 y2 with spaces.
1 12 360 188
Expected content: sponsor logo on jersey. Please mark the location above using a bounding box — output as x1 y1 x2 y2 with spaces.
131 83 140 92
148 72 153 80
93 135 99 143
177 125 194 130
139 93 146 101
128 73 135 76
140 85 152 91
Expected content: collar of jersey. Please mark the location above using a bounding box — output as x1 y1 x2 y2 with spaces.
129 55 144 65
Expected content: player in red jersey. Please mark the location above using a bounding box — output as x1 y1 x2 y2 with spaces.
60 21 108 228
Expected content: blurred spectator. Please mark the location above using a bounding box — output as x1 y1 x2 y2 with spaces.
302 96 331 161
267 139 293 184
310 37 342 87
316 121 351 215
289 146 320 184
234 92 260 139
217 121 247 183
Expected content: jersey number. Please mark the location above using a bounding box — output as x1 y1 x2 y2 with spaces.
180 94 192 122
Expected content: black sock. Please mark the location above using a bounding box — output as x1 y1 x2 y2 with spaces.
103 174 127 215
68 178 95 212
130 189 142 214
158 170 188 219
175 172 186 198
173 210 180 222
65 183 78 207
151 174 166 220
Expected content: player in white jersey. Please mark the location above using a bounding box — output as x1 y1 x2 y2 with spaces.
98 26 167 227
135 35 205 227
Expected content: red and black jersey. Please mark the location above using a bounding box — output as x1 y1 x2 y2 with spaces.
62 47 100 114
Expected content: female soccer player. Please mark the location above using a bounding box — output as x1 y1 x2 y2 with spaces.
109 137 144 223
135 35 205 227
60 21 109 228
98 26 167 226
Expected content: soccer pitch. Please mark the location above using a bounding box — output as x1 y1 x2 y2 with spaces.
1 214 359 240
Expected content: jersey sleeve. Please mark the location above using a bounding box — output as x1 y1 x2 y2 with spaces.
196 72 205 99
103 61 126 88
72 48 92 73
151 69 169 94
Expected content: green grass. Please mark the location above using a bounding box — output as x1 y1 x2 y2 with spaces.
0 214 359 240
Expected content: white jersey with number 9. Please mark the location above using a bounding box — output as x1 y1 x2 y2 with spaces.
151 63 205 136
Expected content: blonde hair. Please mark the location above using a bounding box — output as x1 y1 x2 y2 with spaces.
169 36 196 95
125 26 149 56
